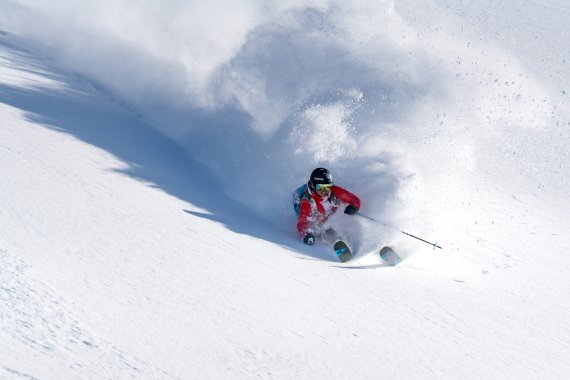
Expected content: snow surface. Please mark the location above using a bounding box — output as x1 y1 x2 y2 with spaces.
1 1 570 379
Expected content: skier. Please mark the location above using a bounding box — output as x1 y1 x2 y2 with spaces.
293 168 361 246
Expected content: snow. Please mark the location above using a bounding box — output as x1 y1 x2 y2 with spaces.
1 1 570 379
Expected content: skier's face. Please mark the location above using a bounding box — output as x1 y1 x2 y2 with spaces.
315 184 332 197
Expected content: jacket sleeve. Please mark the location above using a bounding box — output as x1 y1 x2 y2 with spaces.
332 186 361 209
296 199 313 236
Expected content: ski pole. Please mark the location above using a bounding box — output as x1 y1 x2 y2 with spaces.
356 212 443 250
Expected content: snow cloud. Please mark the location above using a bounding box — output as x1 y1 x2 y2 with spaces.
2 0 567 223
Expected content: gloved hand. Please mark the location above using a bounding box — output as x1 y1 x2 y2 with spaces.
344 205 358 215
303 233 315 245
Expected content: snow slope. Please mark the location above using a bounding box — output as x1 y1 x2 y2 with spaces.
1 1 570 379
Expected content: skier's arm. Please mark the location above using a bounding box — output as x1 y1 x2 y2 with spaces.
297 200 313 236
332 186 361 209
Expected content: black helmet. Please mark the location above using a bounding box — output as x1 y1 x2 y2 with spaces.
309 168 333 191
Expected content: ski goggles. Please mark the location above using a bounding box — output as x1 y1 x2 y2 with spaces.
315 183 333 192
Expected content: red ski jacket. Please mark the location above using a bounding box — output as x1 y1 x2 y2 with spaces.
297 185 361 236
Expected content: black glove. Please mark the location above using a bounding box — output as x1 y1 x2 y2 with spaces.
303 233 315 245
344 205 358 215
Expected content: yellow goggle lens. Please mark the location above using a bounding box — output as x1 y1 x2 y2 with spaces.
315 184 333 192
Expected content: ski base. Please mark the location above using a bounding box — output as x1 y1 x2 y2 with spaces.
333 241 353 263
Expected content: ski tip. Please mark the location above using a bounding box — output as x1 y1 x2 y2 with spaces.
379 246 402 266
338 251 353 263
334 241 353 262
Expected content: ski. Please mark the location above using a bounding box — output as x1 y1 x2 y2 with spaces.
333 240 353 263
379 246 402 266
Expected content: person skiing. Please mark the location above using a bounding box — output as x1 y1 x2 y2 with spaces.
293 168 361 245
